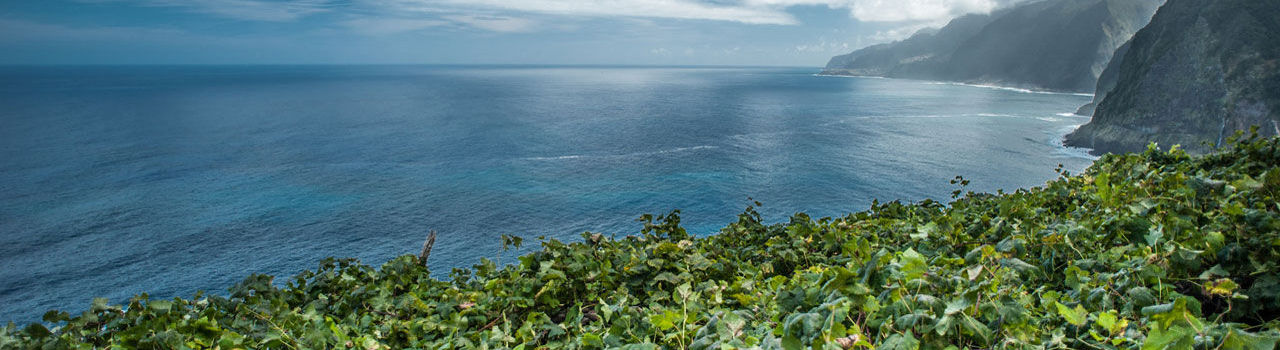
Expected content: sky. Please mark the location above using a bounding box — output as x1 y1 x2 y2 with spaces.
0 0 1030 66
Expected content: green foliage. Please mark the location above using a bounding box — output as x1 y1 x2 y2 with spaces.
4 136 1280 349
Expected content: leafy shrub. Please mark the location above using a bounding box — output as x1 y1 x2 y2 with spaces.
4 135 1280 349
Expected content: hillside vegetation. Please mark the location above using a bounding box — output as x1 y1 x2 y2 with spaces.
5 135 1280 349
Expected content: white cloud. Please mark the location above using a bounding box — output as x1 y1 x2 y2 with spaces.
79 0 340 22
0 18 192 42
400 0 800 25
794 38 851 53
340 14 535 35
748 0 1030 22
842 0 1030 49
342 18 448 35
374 0 1026 26
444 15 537 33
866 22 939 42
847 0 1000 22
72 0 1034 35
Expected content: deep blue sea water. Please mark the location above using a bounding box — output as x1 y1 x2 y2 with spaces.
0 65 1095 324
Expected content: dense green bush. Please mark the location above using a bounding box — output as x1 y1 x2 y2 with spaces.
4 135 1280 349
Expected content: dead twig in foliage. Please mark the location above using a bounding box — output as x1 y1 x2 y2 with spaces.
419 230 437 266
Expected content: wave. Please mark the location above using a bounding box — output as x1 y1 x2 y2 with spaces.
650 145 717 154
1050 124 1099 160
1038 111 1094 123
848 113 1021 120
849 115 945 119
813 74 887 80
522 155 585 161
925 81 1094 97
817 74 1095 97
521 145 717 162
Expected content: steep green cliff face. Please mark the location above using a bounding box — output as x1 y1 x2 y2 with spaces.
1066 0 1280 154
823 0 1164 93
1076 40 1131 116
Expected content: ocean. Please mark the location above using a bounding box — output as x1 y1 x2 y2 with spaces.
0 65 1095 324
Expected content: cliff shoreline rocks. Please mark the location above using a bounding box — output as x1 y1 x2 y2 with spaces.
1065 0 1280 154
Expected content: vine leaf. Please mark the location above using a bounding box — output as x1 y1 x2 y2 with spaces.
1055 302 1088 327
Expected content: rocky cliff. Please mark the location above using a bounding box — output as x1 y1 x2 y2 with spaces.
823 0 1164 93
1065 0 1280 154
1075 40 1131 116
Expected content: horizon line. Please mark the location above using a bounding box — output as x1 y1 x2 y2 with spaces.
0 63 821 69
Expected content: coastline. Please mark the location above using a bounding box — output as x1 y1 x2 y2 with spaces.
1053 122 1101 160
815 71 1100 161
815 71 1095 97
0 66 1105 325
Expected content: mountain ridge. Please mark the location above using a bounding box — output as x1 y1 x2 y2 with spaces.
823 0 1164 93
1064 0 1280 154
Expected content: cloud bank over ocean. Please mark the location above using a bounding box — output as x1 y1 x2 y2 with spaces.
2 0 1029 65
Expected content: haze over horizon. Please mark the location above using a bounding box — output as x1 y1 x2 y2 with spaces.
2 0 1031 66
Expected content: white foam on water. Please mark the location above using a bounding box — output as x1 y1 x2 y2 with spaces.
850 113 1027 120
813 74 887 79
652 145 717 154
521 145 717 161
522 155 586 161
925 81 1095 97
819 75 1096 97
1050 124 1100 160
